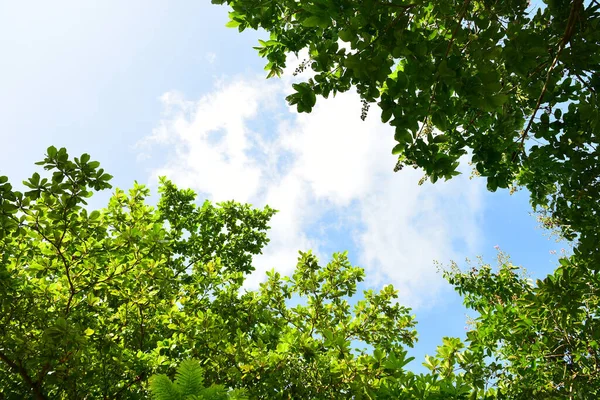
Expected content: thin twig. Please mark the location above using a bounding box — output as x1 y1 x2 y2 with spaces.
445 0 471 58
33 217 76 314
517 0 583 148
573 71 596 93
528 60 550 78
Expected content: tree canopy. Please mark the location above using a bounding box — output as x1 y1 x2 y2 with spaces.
3 2 600 397
0 149 469 398
213 0 600 261
1 149 598 398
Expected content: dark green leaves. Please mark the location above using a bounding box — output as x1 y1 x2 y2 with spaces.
217 0 600 263
286 82 317 113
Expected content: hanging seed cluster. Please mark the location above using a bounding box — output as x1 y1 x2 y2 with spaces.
360 100 370 121
293 60 309 76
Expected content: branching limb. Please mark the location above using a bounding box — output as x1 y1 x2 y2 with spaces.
0 350 47 400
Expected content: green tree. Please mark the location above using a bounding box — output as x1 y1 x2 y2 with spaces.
213 0 600 260
444 252 600 398
0 148 490 399
0 147 274 398
211 2 600 396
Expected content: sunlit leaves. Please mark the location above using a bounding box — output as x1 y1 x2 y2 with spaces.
1 150 489 399
444 252 600 398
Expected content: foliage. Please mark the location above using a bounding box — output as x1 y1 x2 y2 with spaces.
0 147 274 398
444 252 600 398
148 360 247 400
0 148 490 399
214 0 600 261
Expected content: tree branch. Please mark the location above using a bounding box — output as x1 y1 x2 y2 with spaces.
517 0 583 148
32 218 76 314
0 350 47 400
445 0 471 58
572 70 596 93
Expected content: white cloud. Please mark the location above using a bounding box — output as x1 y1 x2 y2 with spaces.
280 94 387 205
138 78 281 203
357 170 483 307
138 73 484 309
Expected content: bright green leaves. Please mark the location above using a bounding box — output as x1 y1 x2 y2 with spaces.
391 143 404 155
381 350 415 373
0 146 114 241
301 15 330 29
223 10 246 31
242 249 420 397
253 39 284 78
5 151 466 398
4 148 594 398
0 152 276 398
444 252 600 398
149 360 247 400
157 178 275 275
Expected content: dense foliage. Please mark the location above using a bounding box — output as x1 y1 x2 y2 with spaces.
3 1 600 397
5 2 600 395
445 253 600 398
0 149 511 399
213 0 600 261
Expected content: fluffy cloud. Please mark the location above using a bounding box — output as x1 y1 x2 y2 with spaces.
137 73 484 308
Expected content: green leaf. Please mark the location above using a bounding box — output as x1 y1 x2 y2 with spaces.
394 128 412 143
489 93 509 108
431 112 448 131
338 30 353 42
302 16 325 28
225 20 241 28
47 146 58 158
392 143 405 155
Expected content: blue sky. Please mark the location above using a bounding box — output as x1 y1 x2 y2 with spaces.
0 0 566 371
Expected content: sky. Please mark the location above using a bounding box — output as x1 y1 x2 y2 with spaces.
0 0 566 371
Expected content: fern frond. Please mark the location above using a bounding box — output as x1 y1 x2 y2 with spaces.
197 385 229 400
149 374 181 400
174 359 205 397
